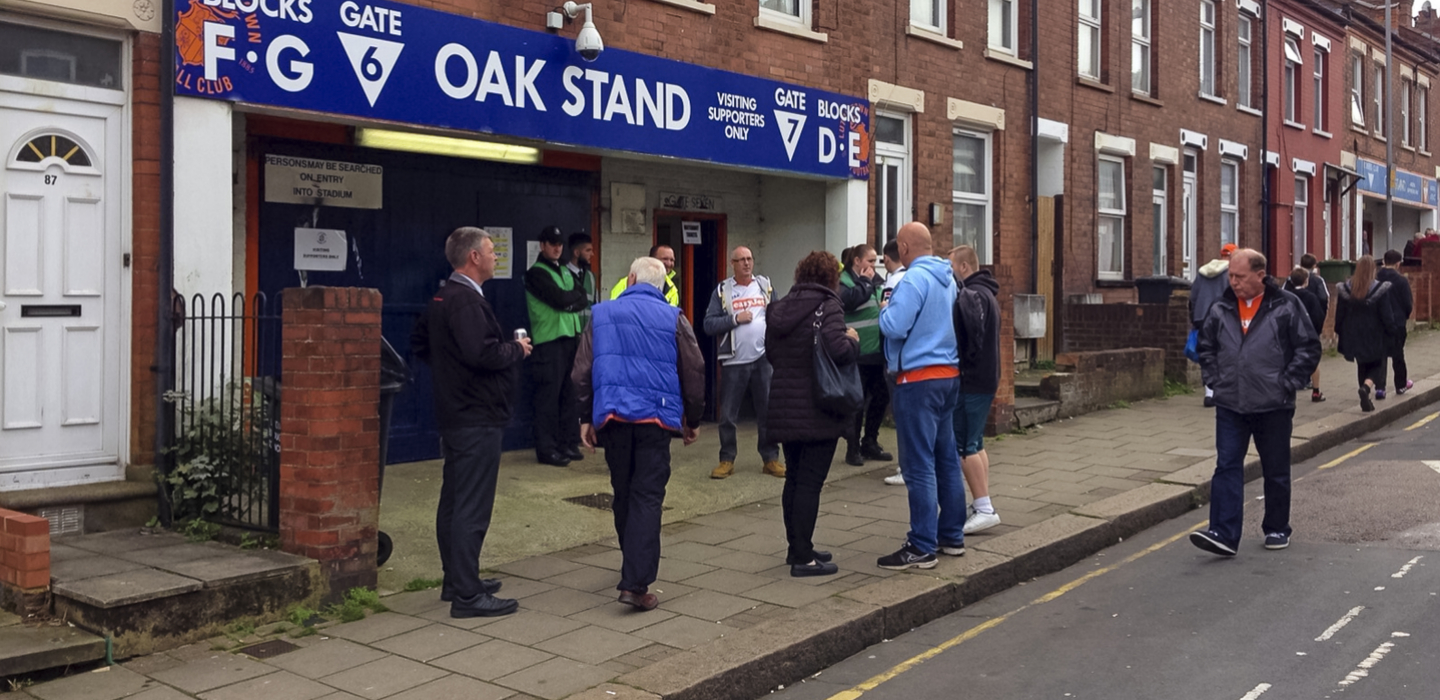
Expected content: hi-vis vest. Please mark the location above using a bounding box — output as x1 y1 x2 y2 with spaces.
526 262 584 344
840 270 882 356
612 270 680 307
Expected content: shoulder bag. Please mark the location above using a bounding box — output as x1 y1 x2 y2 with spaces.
812 302 863 416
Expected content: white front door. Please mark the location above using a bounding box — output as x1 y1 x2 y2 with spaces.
0 94 124 488
1183 150 1198 279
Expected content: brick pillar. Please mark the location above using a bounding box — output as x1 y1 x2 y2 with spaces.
1 508 50 617
279 287 382 598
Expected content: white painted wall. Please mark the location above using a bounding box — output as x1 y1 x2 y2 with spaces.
760 175 828 298
825 179 867 253
173 96 235 302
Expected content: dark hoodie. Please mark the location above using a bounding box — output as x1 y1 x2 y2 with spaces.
763 283 860 443
956 269 1002 396
1336 280 1401 364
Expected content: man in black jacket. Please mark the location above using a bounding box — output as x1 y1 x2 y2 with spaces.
950 245 1002 535
411 227 532 618
1191 249 1320 556
1285 266 1327 403
1377 250 1415 396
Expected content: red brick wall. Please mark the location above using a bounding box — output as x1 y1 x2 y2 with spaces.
131 32 162 469
1 509 50 616
1061 299 1194 384
278 287 382 597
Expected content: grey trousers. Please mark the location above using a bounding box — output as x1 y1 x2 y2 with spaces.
717 356 780 462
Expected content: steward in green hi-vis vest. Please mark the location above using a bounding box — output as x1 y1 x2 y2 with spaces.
840 270 882 356
525 259 585 345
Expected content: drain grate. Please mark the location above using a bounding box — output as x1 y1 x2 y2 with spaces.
563 493 671 512
238 639 300 659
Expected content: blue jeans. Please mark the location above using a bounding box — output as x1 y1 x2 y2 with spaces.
1210 407 1294 547
893 376 965 554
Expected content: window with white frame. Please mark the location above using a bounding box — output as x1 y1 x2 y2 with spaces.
1200 1 1217 96
1313 48 1327 131
874 113 911 250
1220 159 1239 246
1422 85 1430 151
760 0 809 25
911 0 943 32
1152 166 1167 275
1351 54 1365 126
1132 0 1152 94
1375 64 1385 136
952 130 993 264
1098 156 1127 280
1283 38 1301 123
1293 175 1309 263
1079 0 1102 80
989 0 1016 54
1402 80 1412 146
1238 15 1254 108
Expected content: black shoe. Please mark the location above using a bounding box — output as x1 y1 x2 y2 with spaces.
844 444 865 466
877 542 937 570
618 590 659 611
1203 396 1215 408
450 593 518 618
561 445 585 461
536 450 571 467
1264 533 1290 550
786 550 833 565
1188 530 1237 557
861 442 894 461
1312 390 1326 403
1359 385 1375 413
791 561 839 577
442 578 502 602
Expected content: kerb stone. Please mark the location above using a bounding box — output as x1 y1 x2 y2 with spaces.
971 514 1114 582
1071 483 1199 540
839 574 957 639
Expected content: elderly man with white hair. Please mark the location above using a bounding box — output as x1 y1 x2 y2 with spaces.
572 257 705 611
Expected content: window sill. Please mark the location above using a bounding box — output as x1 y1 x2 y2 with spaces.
1313 128 1333 139
1373 132 1387 142
1198 92 1227 106
985 48 1033 70
1421 150 1433 157
1402 143 1417 153
1095 278 1134 288
1350 124 1368 135
648 0 715 14
1237 104 1262 117
907 23 963 50
1283 120 1306 130
753 13 828 42
1077 76 1114 93
1131 92 1164 108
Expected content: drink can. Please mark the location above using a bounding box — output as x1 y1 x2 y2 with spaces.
514 328 529 341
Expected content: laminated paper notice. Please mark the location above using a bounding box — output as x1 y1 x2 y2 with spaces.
487 227 514 279
294 228 347 271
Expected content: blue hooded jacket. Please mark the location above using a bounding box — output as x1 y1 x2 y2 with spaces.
880 255 959 373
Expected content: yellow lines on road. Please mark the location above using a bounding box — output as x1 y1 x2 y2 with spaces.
1317 443 1374 471
824 523 1203 700
1403 411 1439 431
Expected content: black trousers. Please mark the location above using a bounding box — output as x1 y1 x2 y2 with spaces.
437 426 503 602
847 363 891 446
1357 358 1387 390
600 422 673 593
1388 333 1409 390
781 439 838 564
530 336 580 454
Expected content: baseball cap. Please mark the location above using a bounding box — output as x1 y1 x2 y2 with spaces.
537 226 564 246
1221 243 1237 257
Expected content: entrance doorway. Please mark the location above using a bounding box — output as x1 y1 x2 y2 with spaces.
654 211 725 421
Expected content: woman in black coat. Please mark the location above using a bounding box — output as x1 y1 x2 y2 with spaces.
764 251 860 577
1336 255 1401 412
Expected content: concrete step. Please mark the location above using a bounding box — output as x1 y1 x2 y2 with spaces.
1014 379 1043 398
0 621 106 677
1014 397 1060 428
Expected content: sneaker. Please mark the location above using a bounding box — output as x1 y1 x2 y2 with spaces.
1375 389 1387 400
938 541 966 556
763 460 787 478
877 542 938 570
1398 380 1414 395
1311 390 1326 403
963 510 1001 534
883 469 906 486
710 461 735 479
1188 530 1237 557
1203 396 1215 408
1359 385 1375 413
1264 533 1290 550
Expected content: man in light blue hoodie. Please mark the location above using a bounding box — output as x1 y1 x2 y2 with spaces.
877 222 965 570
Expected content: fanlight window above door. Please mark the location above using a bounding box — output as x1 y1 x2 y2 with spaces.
14 134 93 167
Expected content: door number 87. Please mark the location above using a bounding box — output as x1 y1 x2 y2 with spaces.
44 174 58 185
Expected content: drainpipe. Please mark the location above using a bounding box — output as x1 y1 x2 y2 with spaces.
1260 0 1271 264
155 0 176 527
1385 0 1394 250
1029 0 1039 296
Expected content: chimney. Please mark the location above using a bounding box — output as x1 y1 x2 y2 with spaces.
1354 0 1413 32
1417 1 1440 36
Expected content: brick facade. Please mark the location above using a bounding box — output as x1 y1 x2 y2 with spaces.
1061 298 1196 385
131 32 162 472
1 508 51 617
278 287 383 598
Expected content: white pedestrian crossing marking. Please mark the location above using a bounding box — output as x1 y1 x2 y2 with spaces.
1424 460 1440 475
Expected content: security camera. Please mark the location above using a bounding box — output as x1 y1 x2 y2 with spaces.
562 2 604 62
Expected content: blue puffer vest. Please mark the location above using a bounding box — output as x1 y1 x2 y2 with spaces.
592 284 684 432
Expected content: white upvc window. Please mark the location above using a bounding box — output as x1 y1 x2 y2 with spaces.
1283 38 1301 123
1351 54 1365 126
1098 156 1127 280
1079 0 1102 80
874 112 912 250
1293 175 1309 264
1422 85 1430 151
911 0 944 32
1238 15 1254 108
989 0 1016 54
952 129 993 265
1200 1 1217 96
1375 64 1385 136
1402 80 1412 146
1152 166 1167 276
760 0 810 26
1220 159 1239 246
1132 0 1152 94
1313 48 1327 131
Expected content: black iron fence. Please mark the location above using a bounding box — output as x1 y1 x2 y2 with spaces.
164 292 283 532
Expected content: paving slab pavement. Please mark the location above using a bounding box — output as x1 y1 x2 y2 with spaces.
14 328 1440 699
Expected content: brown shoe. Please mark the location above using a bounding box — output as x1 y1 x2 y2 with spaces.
618 590 658 611
711 461 735 479
763 460 786 478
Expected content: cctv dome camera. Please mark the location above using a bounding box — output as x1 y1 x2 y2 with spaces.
576 21 603 61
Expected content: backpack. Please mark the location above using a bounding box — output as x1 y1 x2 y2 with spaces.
952 281 988 368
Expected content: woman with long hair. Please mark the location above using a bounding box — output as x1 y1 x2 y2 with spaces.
838 243 892 466
764 251 860 577
1335 255 1401 412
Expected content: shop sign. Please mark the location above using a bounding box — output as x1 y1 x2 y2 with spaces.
659 192 723 212
1356 158 1434 206
174 0 870 180
264 155 383 208
294 227 347 271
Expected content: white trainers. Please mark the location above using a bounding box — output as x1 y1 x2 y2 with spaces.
883 468 905 486
963 510 1001 534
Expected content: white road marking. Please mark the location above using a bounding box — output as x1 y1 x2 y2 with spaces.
1392 556 1424 579
1315 606 1365 642
1238 683 1272 699
1424 460 1440 475
1392 632 1411 638
1338 639 1402 687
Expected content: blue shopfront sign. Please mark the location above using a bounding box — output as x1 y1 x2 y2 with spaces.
173 0 870 179
1356 157 1434 205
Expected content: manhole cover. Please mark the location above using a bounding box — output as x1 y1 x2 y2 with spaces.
238 639 299 659
564 493 614 510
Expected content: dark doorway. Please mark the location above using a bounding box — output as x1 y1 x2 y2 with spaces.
654 212 725 421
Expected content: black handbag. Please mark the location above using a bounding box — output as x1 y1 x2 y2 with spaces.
811 302 863 416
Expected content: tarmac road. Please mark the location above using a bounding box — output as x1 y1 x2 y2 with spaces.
769 408 1440 700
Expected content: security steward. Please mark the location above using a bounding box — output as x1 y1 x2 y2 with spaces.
611 244 680 307
525 225 590 467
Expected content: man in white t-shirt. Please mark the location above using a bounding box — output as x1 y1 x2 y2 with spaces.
702 246 784 479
